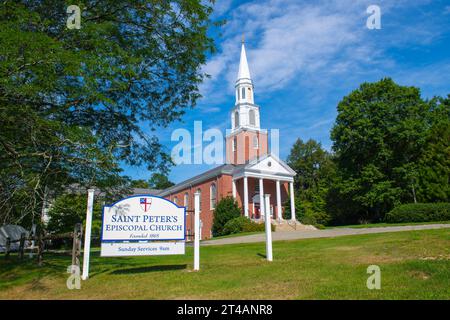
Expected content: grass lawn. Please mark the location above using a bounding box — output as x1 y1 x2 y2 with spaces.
0 228 449 299
328 221 450 229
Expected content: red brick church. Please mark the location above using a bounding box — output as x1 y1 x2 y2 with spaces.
159 42 299 239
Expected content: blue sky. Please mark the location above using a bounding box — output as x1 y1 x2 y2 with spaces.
124 0 450 184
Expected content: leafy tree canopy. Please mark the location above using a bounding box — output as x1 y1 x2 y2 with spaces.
148 172 175 190
285 138 335 226
329 78 449 224
129 179 151 189
0 0 217 226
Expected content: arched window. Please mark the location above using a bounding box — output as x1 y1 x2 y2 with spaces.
184 192 189 210
249 109 256 126
234 111 239 128
210 183 217 209
241 87 246 99
253 136 259 149
196 188 202 212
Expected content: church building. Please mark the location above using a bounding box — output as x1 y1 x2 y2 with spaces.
159 42 300 239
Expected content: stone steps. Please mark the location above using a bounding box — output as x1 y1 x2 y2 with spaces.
272 220 317 232
251 218 317 232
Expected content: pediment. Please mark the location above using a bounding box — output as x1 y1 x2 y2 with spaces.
245 154 296 176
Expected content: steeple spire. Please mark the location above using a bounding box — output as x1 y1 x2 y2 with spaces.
237 41 251 81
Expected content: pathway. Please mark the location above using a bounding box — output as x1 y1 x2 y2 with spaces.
201 223 450 246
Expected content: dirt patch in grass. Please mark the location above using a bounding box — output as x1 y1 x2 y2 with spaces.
408 270 431 280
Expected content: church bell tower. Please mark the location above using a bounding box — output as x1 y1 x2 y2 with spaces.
226 39 268 165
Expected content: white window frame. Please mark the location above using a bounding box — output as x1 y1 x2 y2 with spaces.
234 111 239 128
184 192 189 211
196 189 202 212
253 136 259 149
210 183 217 210
249 109 256 126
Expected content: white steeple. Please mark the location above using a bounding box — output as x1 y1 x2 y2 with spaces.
231 38 260 132
237 41 251 80
235 38 254 105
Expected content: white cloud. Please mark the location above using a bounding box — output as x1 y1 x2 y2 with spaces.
211 0 234 18
202 0 382 100
201 0 448 103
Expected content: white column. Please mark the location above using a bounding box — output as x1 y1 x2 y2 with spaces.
264 194 273 262
194 192 200 271
243 177 249 218
259 178 264 221
276 180 282 221
232 179 237 199
82 188 95 280
289 181 296 222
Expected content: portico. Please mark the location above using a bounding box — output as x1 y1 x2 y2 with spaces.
231 154 297 222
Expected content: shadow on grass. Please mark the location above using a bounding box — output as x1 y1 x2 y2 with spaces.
110 264 187 275
257 253 266 259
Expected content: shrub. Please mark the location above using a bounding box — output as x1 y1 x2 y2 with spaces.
284 197 331 227
212 197 242 236
222 216 275 236
222 216 248 235
385 203 450 223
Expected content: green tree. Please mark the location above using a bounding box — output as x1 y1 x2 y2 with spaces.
148 173 175 190
416 95 450 202
285 138 335 226
0 1 216 226
47 194 102 238
129 180 151 189
329 78 446 224
212 197 241 237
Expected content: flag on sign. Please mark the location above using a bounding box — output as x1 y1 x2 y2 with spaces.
140 197 152 212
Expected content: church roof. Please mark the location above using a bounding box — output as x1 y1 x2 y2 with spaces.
159 153 296 197
158 164 238 196
231 153 297 180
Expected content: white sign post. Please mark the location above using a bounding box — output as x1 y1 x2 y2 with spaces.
194 192 200 271
82 188 95 280
264 197 273 262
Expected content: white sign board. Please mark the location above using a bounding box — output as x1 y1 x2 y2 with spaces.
100 195 185 257
101 195 185 242
101 241 185 257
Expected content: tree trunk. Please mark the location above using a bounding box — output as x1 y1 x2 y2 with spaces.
411 183 417 204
